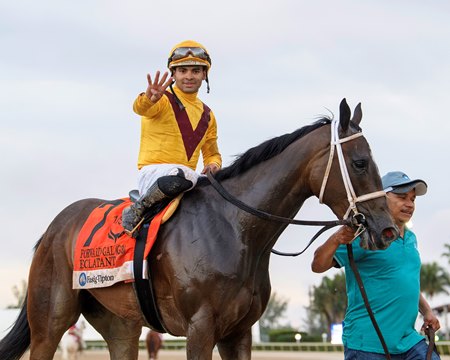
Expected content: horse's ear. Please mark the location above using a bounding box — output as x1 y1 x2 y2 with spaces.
351 103 362 125
339 98 351 131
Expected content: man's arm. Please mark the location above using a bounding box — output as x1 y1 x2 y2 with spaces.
311 226 355 273
201 112 222 173
419 293 440 331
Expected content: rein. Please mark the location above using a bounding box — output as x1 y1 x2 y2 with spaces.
207 171 350 256
346 243 391 359
207 118 385 255
426 327 437 360
348 242 437 360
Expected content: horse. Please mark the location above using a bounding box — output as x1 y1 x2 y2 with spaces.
60 321 85 360
0 99 398 360
145 330 163 360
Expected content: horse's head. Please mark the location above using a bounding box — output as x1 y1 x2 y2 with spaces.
311 98 398 250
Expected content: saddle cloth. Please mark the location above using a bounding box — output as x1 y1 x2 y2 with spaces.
72 197 180 289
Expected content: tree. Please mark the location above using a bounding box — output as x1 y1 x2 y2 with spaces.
259 292 291 340
420 261 450 299
303 299 329 339
306 271 347 338
7 279 27 309
442 243 450 264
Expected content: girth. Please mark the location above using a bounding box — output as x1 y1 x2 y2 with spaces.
132 201 171 333
133 222 166 333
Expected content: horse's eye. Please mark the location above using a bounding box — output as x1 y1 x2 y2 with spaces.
353 159 367 172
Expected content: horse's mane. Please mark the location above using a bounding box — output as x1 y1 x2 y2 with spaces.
197 117 331 186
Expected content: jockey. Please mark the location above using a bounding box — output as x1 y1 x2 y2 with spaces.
122 40 222 233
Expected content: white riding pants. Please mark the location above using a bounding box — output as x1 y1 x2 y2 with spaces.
138 164 199 196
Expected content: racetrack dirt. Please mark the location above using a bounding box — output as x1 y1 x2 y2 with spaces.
21 349 450 359
23 349 344 359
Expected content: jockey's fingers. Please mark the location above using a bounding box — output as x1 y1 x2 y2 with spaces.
159 71 169 85
147 73 153 87
162 76 174 90
153 71 160 86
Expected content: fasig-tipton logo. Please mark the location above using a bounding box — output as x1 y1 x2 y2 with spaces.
79 272 87 287
79 273 115 286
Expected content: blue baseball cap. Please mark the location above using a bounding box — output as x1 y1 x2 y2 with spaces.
381 171 427 196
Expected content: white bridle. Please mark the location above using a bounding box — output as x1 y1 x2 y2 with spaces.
319 119 386 221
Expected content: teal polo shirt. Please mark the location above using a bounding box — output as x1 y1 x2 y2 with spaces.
334 229 425 354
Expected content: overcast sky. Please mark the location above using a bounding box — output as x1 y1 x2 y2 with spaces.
1 0 449 331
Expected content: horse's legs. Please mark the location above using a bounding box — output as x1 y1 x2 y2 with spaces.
184 308 218 360
27 247 81 360
83 308 142 360
217 329 252 360
28 286 80 360
148 339 155 359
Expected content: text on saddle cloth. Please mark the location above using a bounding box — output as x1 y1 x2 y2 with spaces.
72 197 179 289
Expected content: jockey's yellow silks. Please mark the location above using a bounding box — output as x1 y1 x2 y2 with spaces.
133 86 222 171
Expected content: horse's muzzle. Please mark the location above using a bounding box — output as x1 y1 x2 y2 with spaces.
359 225 399 250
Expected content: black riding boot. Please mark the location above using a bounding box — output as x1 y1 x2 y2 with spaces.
122 169 193 232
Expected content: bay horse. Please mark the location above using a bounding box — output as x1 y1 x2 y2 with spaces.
0 99 397 360
145 330 163 360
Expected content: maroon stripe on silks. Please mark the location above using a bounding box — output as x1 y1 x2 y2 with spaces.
165 91 211 161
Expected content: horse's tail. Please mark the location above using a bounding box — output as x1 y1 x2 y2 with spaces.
0 236 44 360
0 294 31 360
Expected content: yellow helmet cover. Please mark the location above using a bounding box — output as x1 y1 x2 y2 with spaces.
168 40 211 70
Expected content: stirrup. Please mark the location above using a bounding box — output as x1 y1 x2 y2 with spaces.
124 217 145 237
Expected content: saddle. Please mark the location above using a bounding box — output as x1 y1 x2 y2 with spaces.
73 192 183 333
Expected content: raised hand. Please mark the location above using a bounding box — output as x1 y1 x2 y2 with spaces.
145 71 173 103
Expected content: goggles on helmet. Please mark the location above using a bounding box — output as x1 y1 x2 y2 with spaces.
168 47 211 66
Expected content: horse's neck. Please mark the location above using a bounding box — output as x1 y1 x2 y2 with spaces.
223 132 329 248
235 141 323 215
